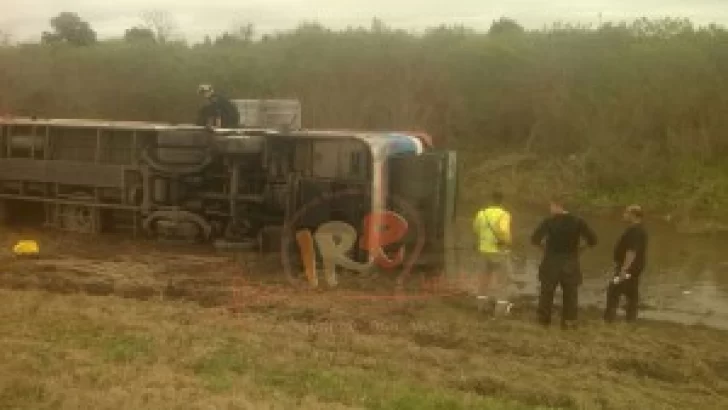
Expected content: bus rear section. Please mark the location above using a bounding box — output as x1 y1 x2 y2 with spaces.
280 132 458 290
380 138 458 284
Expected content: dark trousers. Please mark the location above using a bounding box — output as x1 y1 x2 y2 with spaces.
537 255 581 328
604 276 640 322
537 279 579 327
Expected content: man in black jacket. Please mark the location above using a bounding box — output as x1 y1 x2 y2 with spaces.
604 204 648 323
196 84 240 128
531 195 597 329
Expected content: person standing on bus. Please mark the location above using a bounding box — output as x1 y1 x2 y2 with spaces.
473 191 513 314
196 84 240 128
530 195 597 329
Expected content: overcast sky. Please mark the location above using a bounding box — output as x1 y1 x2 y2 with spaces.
1 0 727 43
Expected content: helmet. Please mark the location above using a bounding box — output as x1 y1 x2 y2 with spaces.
197 84 213 95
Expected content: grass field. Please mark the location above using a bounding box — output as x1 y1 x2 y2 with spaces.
2 285 728 409
0 228 727 409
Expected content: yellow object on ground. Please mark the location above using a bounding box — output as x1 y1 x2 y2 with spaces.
13 240 39 256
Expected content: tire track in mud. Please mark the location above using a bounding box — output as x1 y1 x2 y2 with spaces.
0 228 399 312
0 254 242 307
0 227 466 313
0 228 264 308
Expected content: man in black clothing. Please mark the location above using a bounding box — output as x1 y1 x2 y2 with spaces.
604 204 648 323
531 195 598 329
196 84 240 128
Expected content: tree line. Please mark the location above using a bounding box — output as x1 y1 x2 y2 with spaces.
2 12 728 216
2 11 254 46
3 12 526 46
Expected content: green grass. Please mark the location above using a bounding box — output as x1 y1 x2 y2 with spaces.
1 287 727 409
458 151 728 228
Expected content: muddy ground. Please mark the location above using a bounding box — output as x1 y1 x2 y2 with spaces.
0 226 464 311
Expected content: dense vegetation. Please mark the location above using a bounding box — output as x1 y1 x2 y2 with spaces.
2 15 728 221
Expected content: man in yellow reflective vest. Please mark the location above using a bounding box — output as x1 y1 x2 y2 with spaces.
473 190 513 314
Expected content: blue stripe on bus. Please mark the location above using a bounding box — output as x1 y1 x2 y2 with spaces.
383 134 419 156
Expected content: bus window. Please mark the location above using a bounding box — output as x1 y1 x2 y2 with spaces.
339 141 367 179
293 141 311 176
267 141 293 180
312 141 339 178
350 151 361 175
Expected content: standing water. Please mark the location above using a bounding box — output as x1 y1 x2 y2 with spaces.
454 206 728 330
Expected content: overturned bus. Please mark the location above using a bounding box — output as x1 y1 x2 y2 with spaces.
0 115 458 277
